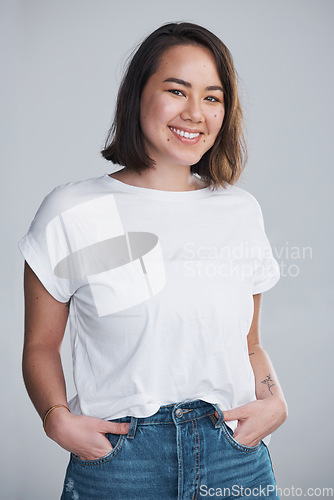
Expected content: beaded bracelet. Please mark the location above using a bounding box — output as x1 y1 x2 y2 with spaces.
43 404 70 432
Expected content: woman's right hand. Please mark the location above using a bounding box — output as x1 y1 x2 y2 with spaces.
45 407 130 461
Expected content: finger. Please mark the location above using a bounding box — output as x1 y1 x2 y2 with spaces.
105 421 130 435
232 431 260 448
215 409 241 422
223 408 243 422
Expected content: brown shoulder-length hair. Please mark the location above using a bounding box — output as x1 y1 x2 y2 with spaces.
101 22 247 190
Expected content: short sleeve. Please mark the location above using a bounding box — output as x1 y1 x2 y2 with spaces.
18 188 75 303
251 199 280 295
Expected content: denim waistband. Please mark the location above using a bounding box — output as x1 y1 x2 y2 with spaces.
109 399 221 429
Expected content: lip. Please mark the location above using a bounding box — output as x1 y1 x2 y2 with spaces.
168 126 203 144
169 126 203 134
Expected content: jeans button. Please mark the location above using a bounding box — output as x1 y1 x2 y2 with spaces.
175 408 183 418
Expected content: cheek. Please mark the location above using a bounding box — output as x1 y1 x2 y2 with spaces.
141 95 177 126
209 109 225 135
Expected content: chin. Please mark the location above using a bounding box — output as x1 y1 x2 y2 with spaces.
174 153 203 167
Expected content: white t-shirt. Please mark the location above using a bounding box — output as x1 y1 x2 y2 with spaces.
19 173 280 434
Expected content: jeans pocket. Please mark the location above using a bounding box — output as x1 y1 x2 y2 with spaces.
221 422 263 453
71 433 126 466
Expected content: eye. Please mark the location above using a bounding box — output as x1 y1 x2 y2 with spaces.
168 89 185 97
205 96 221 103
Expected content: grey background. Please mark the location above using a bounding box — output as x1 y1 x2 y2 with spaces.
2 0 333 498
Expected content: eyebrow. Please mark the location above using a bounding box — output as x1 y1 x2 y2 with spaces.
163 77 224 93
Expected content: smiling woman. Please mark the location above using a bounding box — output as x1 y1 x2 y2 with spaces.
19 21 287 500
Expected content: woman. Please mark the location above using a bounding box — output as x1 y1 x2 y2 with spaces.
19 22 287 499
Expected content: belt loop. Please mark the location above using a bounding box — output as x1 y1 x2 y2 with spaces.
212 404 224 429
126 416 138 439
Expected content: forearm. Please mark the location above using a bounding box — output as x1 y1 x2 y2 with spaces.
248 343 287 411
22 343 68 421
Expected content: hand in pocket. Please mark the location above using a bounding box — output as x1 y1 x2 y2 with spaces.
45 411 130 461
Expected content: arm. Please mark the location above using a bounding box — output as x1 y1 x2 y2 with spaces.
22 261 70 418
247 293 286 403
22 262 129 460
218 293 288 447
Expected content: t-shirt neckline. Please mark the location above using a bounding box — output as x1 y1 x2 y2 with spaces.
102 173 215 200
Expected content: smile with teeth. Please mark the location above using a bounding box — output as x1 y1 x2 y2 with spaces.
169 127 201 139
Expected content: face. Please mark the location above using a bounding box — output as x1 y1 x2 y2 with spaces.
139 44 225 170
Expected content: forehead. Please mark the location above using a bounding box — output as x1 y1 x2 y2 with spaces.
154 44 221 81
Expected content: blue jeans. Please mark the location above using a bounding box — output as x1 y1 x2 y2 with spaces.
61 400 279 499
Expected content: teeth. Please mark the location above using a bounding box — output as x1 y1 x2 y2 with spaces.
170 127 200 139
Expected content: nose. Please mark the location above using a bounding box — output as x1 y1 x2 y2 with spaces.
180 96 204 123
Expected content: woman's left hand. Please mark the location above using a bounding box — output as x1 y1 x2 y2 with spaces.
215 398 287 447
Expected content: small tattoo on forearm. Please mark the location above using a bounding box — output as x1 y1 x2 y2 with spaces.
249 352 255 356
261 374 275 395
